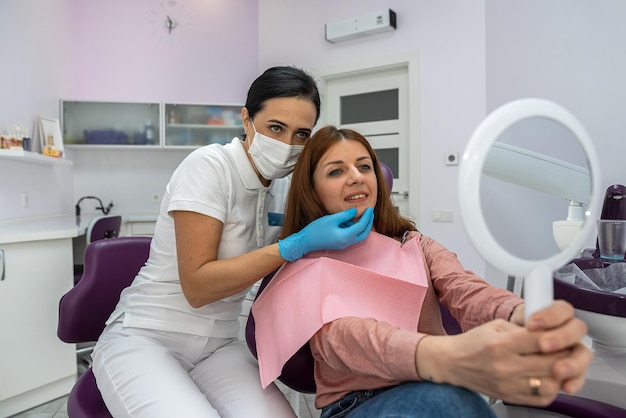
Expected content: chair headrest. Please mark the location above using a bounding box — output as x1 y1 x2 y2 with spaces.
58 236 151 343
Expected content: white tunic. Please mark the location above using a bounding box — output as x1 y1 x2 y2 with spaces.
107 137 288 338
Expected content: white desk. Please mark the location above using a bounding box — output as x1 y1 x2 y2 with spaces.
0 213 158 416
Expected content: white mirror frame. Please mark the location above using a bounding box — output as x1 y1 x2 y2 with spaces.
458 98 602 320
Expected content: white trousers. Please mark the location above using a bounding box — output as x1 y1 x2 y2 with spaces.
92 320 296 418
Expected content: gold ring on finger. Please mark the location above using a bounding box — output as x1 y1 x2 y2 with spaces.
528 377 541 396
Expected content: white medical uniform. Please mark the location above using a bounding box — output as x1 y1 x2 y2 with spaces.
93 138 296 418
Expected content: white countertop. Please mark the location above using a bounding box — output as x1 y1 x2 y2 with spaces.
0 212 158 245
0 215 87 244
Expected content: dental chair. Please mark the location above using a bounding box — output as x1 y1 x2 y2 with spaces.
245 273 626 418
245 161 402 393
245 162 625 417
72 215 123 376
58 236 151 418
74 215 122 285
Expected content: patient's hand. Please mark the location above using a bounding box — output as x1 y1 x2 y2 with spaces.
415 300 592 406
523 300 591 396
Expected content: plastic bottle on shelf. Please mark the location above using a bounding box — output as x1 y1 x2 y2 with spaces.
144 119 155 144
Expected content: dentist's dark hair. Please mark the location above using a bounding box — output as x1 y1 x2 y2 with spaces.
243 66 321 139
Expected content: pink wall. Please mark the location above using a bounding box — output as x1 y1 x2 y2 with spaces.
68 0 259 104
0 0 261 222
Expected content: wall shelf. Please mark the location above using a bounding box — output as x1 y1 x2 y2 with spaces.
0 149 73 166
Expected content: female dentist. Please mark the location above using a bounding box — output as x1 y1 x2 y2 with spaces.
92 66 373 418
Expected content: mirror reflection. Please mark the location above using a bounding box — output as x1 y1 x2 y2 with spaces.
479 116 592 261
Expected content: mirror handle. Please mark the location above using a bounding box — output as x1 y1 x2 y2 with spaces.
524 264 554 321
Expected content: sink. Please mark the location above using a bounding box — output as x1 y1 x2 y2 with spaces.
554 257 626 349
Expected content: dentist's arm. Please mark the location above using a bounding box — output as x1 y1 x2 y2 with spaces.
175 207 374 307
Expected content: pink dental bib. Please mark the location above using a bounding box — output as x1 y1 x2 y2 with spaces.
252 231 429 388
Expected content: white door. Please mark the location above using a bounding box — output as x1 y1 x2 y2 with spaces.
323 64 411 216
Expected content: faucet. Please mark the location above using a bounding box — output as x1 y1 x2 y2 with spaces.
75 196 114 217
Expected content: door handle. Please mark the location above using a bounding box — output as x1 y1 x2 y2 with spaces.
391 191 409 199
0 249 4 281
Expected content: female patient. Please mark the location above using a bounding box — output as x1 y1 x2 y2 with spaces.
273 126 592 417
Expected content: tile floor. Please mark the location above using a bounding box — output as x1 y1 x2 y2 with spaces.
8 395 68 418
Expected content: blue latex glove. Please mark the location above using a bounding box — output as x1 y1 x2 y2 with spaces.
278 207 374 262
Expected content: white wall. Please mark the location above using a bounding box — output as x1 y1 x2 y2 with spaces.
4 1 624 289
259 0 626 288
486 0 626 188
0 0 74 221
70 148 189 216
259 0 490 279
483 0 626 286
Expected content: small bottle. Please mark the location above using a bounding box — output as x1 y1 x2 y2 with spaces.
144 119 154 144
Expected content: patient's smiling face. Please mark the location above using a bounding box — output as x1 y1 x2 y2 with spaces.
313 139 377 218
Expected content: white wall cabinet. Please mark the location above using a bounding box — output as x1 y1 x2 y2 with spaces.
124 220 156 237
61 101 243 150
62 101 161 147
0 238 76 417
164 103 243 148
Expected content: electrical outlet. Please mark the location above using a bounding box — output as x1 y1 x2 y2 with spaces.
21 193 29 207
151 193 161 203
445 152 459 166
432 209 454 222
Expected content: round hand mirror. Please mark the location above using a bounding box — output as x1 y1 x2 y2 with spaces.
458 98 603 321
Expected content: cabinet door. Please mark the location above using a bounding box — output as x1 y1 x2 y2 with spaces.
164 103 243 147
62 101 161 147
0 239 76 401
126 221 156 236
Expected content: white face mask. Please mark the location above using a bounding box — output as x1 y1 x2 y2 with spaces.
247 122 304 180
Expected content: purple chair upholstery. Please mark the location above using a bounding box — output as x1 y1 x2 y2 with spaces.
504 393 626 417
246 270 317 393
58 236 151 418
86 215 123 243
379 161 394 193
74 215 123 285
